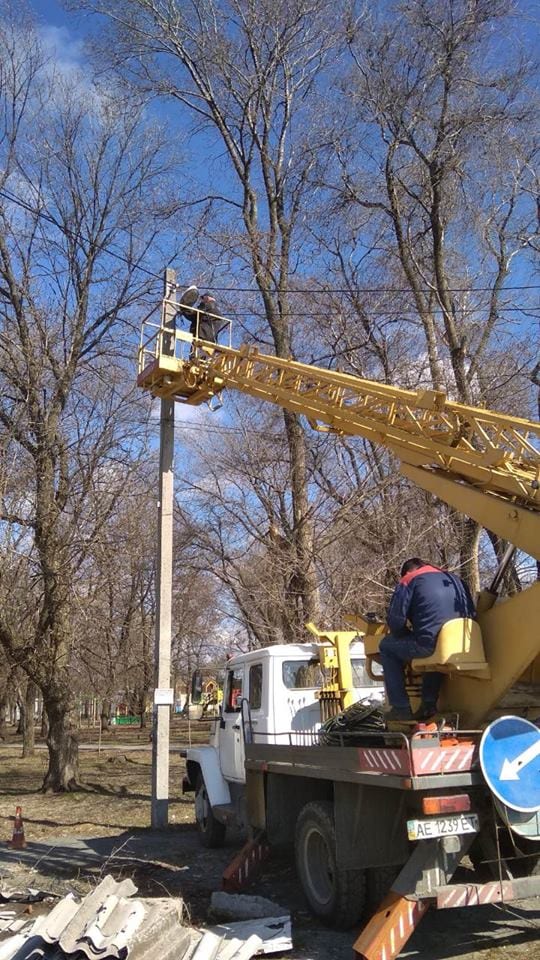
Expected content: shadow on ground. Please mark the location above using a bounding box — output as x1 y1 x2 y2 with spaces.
0 826 241 920
1 830 538 960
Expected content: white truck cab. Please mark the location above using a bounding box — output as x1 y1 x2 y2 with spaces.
183 640 383 846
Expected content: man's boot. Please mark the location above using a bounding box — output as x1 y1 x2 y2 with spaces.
413 702 438 721
384 706 413 722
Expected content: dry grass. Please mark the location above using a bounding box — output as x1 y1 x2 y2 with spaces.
0 719 211 843
0 748 185 841
0 720 233 924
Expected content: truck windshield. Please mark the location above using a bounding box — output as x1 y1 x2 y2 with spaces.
282 659 381 689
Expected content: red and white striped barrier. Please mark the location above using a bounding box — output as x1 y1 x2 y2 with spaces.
357 747 411 775
357 741 477 777
353 893 429 960
222 834 270 892
437 875 540 909
410 742 477 775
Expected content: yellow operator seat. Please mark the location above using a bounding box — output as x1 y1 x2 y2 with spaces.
346 613 490 680
411 618 490 679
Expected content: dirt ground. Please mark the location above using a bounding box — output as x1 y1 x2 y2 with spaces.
0 723 539 960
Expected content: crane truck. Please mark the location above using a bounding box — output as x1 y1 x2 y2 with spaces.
137 289 540 960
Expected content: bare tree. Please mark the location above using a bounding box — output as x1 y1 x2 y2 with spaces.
60 0 539 641
0 8 176 789
15 676 36 757
73 0 348 639
174 397 308 646
335 0 539 588
74 466 158 730
171 564 224 703
0 652 14 740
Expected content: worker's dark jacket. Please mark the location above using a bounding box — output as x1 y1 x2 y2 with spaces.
386 565 476 651
179 299 222 341
198 302 221 343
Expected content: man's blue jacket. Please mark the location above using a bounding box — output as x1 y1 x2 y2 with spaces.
386 565 476 651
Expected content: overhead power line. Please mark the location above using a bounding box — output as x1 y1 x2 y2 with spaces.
228 307 539 319
211 282 540 294
0 187 163 283
1 184 538 298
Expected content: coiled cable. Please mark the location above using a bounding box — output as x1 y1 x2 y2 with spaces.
319 699 386 746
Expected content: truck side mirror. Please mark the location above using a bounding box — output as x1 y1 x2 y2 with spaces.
191 670 203 704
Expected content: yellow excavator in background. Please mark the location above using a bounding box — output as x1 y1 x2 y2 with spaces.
138 292 540 729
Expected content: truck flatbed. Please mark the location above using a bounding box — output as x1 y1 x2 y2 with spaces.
245 742 483 790
245 727 483 791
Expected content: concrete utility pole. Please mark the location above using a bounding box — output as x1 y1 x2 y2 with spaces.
151 267 177 828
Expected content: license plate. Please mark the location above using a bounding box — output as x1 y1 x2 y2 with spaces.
407 813 479 841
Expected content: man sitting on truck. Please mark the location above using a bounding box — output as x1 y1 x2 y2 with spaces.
379 558 477 722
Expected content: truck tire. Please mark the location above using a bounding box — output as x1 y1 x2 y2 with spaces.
366 865 400 914
295 800 366 929
195 773 226 848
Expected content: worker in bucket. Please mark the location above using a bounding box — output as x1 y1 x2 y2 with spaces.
178 287 224 349
379 558 477 722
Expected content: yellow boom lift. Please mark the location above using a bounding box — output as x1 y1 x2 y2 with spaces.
138 294 540 728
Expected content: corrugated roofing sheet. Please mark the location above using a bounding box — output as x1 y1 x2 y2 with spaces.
0 877 189 960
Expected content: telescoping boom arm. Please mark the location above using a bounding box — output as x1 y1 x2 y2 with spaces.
138 304 540 724
138 309 540 558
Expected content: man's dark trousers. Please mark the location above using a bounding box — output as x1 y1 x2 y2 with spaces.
379 632 444 709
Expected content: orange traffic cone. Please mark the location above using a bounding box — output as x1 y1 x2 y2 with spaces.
8 806 26 849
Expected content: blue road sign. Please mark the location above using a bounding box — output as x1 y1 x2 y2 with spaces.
480 716 540 814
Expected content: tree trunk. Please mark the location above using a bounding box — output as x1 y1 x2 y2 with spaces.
139 692 147 729
139 615 152 729
0 697 8 741
22 680 36 758
42 700 79 792
283 410 320 635
101 699 111 733
40 702 49 739
459 517 481 596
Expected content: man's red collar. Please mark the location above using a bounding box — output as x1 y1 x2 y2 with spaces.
400 564 442 586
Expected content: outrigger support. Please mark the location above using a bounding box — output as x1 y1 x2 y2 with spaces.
354 833 475 959
353 893 428 960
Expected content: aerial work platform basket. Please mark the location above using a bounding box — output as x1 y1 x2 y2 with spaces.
137 294 233 405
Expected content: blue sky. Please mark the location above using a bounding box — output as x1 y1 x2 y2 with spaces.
31 0 68 27
25 0 540 339
17 0 540 527
30 0 540 59
31 1 89 52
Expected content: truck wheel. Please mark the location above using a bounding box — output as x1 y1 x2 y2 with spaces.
366 865 400 914
295 801 366 929
195 773 226 848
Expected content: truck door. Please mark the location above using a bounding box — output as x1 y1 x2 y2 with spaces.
219 665 246 781
245 662 264 742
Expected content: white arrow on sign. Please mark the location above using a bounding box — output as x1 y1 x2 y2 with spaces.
500 739 540 781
